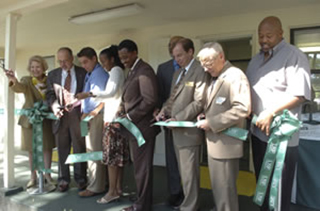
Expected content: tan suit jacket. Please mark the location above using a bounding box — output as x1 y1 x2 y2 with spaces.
10 76 46 128
10 76 55 151
205 61 251 159
164 59 209 147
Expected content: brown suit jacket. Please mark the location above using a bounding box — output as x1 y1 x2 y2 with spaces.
120 59 159 140
205 61 251 159
163 59 209 147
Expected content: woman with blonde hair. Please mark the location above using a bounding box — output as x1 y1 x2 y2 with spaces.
5 55 56 188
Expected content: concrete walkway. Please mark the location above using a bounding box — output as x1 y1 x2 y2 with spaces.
0 149 317 211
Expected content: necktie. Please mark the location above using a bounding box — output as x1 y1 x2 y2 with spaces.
207 77 217 100
165 68 186 116
63 70 72 106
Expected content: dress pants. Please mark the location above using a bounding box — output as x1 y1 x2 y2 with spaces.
86 112 106 193
129 132 156 211
208 157 239 211
252 135 298 211
164 128 183 197
174 145 200 211
55 109 87 185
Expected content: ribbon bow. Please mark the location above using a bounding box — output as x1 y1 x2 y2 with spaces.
253 110 301 210
17 101 57 173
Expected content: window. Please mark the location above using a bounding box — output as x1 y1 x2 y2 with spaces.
291 27 320 112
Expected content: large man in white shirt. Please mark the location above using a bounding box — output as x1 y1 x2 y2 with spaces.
246 16 311 211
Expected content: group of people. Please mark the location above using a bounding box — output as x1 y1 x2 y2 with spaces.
5 15 311 211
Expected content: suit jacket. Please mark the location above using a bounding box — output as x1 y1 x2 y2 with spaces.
10 76 54 144
205 61 251 159
157 59 176 107
10 76 46 128
164 59 209 147
46 65 87 134
120 59 159 140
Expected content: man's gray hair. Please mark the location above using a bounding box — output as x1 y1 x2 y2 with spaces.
197 42 225 60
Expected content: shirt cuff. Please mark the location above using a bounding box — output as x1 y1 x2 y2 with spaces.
126 113 132 121
90 90 98 97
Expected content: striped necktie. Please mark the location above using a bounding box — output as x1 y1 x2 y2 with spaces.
63 70 72 107
165 68 186 116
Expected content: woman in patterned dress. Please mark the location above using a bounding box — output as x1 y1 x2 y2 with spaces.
76 45 129 204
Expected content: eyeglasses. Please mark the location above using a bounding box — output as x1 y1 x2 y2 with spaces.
200 56 218 68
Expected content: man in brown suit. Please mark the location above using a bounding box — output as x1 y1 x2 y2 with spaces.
118 39 159 211
156 38 208 211
46 47 87 192
197 42 251 211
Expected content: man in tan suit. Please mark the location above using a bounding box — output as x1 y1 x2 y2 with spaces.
156 38 208 211
197 42 251 211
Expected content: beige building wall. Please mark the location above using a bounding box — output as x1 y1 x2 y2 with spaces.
15 3 320 75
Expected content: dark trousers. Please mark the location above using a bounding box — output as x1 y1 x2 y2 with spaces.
55 110 87 185
130 133 156 211
252 135 298 211
164 128 184 196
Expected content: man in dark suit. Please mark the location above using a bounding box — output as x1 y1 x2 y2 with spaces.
156 36 184 208
46 47 87 192
156 38 209 211
118 39 159 211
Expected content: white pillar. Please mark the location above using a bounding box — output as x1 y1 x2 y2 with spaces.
3 12 19 188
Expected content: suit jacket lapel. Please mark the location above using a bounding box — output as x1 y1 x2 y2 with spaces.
172 61 196 99
75 66 83 93
205 61 233 110
55 69 63 105
206 78 224 109
122 59 141 97
29 78 44 100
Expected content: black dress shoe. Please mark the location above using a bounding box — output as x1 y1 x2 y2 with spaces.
167 193 184 208
58 183 69 192
121 205 137 211
77 182 87 191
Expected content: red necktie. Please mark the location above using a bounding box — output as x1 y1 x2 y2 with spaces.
63 70 72 106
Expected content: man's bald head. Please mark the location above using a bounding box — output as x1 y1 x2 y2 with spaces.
258 16 283 53
258 16 283 34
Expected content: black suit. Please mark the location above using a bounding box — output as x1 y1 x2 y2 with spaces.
157 59 184 201
46 65 87 185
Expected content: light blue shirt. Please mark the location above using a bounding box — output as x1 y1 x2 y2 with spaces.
82 63 109 113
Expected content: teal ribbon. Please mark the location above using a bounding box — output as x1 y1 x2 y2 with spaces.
16 101 57 173
65 151 103 164
252 110 302 210
153 121 248 141
113 117 146 147
80 115 94 137
65 117 145 164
